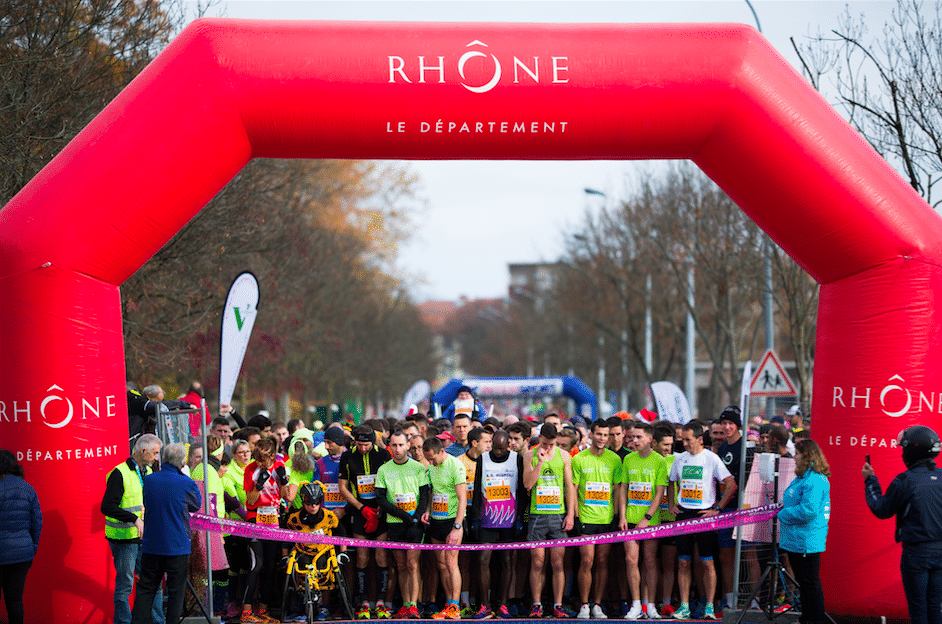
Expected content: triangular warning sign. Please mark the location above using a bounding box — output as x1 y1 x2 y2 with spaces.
749 350 797 396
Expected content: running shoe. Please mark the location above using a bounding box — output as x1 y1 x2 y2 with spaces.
773 603 792 614
376 604 392 619
240 612 267 624
357 603 373 620
496 605 512 619
591 604 608 619
644 605 660 620
703 605 717 621
433 604 462 620
577 604 591 619
394 606 412 619
284 613 307 623
225 604 244 619
624 604 643 620
529 604 544 619
408 606 422 619
256 609 279 624
553 605 573 619
473 605 494 619
658 605 675 618
461 604 476 619
318 606 332 621
670 605 690 620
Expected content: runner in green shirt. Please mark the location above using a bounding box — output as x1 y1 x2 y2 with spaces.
522 421 576 619
652 423 678 615
375 431 430 619
421 436 467 620
618 422 668 619
571 420 623 619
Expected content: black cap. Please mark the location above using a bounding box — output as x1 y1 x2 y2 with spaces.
457 385 474 396
718 405 742 428
325 427 346 446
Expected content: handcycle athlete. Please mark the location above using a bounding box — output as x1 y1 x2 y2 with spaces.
282 482 355 622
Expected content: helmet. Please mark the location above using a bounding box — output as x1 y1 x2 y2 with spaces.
299 481 324 506
899 426 941 468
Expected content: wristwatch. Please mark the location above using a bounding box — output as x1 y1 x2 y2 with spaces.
453 522 462 531
643 513 653 521
714 505 722 511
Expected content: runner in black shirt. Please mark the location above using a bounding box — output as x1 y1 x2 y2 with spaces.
339 425 392 619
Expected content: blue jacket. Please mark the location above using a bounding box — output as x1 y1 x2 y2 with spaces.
0 475 42 565
778 469 830 554
141 463 201 556
442 400 487 423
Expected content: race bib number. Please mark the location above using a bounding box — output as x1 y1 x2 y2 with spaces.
394 492 417 514
324 482 345 509
357 474 376 500
431 492 450 519
628 482 653 506
535 485 562 513
485 476 512 501
679 479 704 507
584 481 610 507
256 505 279 526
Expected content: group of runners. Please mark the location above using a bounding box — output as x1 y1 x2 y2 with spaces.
199 389 780 623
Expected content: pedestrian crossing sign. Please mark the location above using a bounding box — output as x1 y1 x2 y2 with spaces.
749 349 797 396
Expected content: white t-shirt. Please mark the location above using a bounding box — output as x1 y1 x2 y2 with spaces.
669 449 732 510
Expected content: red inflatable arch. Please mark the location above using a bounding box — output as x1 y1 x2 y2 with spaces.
2 19 941 622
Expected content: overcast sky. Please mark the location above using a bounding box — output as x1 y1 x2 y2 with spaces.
209 0 897 302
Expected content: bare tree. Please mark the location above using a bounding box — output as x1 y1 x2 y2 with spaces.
792 0 942 208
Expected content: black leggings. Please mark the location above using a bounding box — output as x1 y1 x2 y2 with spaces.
786 551 825 624
0 559 33 624
243 538 281 606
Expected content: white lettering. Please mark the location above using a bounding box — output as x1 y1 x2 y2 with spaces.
388 56 411 83
0 401 6 422
420 122 430 132
418 56 445 84
513 122 525 132
919 392 935 413
107 395 116 417
476 122 483 132
544 122 555 132
832 387 845 407
551 57 570 83
14 401 30 423
82 397 99 419
513 56 539 83
851 387 871 409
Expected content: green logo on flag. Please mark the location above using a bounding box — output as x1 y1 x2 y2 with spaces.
234 307 244 330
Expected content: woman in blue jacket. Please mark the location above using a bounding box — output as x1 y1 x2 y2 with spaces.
0 449 42 624
778 439 831 624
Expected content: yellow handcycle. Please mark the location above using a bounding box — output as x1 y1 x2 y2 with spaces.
283 544 355 622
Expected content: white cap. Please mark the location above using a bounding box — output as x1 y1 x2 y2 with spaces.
786 404 802 416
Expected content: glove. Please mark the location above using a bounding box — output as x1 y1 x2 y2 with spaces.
361 505 379 533
337 551 350 566
274 466 288 487
254 469 270 491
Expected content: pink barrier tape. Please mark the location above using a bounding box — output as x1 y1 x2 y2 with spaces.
190 503 781 551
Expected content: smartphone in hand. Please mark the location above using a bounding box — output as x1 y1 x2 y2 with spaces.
866 454 871 465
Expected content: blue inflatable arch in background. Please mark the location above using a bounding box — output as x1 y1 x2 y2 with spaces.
433 376 598 420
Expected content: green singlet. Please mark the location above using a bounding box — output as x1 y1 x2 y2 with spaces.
428 454 465 520
572 447 623 525
375 457 430 523
621 451 668 526
530 446 566 515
